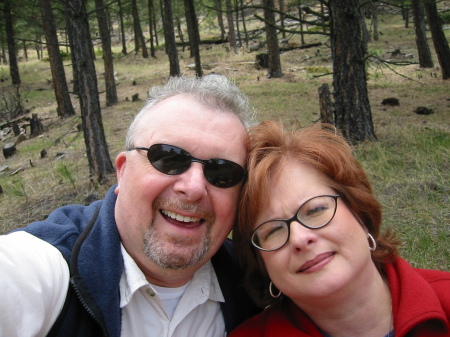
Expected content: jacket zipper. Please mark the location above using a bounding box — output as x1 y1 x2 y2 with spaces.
70 278 110 337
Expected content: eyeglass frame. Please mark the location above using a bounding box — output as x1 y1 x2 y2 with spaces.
250 195 340 252
128 143 246 188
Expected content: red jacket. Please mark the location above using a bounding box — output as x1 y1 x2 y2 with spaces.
229 257 450 337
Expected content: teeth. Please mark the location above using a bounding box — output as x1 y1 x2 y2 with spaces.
161 209 201 223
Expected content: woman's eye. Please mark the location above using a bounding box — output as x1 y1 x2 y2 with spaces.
259 223 285 242
305 205 328 217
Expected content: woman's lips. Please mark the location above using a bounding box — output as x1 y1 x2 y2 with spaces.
297 252 335 273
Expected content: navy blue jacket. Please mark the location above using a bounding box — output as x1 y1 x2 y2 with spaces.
16 185 259 337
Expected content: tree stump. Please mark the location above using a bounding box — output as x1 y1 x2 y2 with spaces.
30 113 44 138
3 142 16 158
255 53 269 69
318 84 335 125
12 122 20 136
414 106 434 115
382 97 400 106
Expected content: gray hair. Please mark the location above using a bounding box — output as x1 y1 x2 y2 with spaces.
125 75 255 150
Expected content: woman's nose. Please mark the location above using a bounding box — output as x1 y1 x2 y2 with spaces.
288 222 318 251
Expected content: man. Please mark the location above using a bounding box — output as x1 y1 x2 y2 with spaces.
0 75 259 337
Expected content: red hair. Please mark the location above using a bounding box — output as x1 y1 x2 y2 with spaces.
234 121 400 308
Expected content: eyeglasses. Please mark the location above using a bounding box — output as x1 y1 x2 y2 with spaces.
128 143 245 188
250 195 340 251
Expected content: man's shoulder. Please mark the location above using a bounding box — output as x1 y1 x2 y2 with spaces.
12 185 118 260
13 201 101 259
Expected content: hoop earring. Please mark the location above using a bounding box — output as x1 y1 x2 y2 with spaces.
269 281 281 298
368 233 377 251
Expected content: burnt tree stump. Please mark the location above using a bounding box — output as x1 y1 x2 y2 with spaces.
12 122 20 136
318 83 335 125
30 113 44 138
3 142 16 158
255 53 269 69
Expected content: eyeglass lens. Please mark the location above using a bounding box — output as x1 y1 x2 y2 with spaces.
145 144 244 188
251 195 338 251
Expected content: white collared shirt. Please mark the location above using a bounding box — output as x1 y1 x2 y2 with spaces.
0 232 226 337
119 245 226 337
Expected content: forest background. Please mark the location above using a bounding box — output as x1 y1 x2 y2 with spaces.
0 0 448 271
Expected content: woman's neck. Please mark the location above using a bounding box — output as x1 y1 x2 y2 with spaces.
294 266 392 337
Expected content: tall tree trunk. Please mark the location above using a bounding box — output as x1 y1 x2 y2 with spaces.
0 24 6 64
184 0 202 77
64 2 79 95
148 0 156 57
403 4 410 28
182 4 191 55
215 0 226 40
22 41 28 61
298 5 305 46
131 0 149 58
66 0 114 183
94 0 118 106
152 2 159 46
39 0 76 118
35 34 42 60
372 3 379 41
412 0 433 68
160 0 166 53
118 0 127 54
162 0 180 76
225 0 237 53
4 0 20 85
234 0 241 47
321 2 326 33
279 0 286 40
359 0 370 45
329 0 377 143
176 17 185 53
423 0 450 79
264 0 283 78
240 0 249 48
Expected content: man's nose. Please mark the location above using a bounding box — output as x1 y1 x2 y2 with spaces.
173 162 208 201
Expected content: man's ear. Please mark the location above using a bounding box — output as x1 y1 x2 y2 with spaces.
115 152 127 194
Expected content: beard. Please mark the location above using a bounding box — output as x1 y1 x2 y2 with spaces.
143 227 211 270
143 198 214 270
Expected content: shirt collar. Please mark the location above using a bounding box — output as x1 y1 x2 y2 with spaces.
119 244 224 308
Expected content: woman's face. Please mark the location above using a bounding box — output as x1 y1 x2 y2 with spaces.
255 160 378 307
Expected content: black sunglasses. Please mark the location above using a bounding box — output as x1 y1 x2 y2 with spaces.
129 143 245 188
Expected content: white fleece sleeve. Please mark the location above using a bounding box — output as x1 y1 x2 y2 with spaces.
0 231 70 337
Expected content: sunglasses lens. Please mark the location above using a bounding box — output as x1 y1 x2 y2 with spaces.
147 144 191 175
204 159 244 188
146 144 244 188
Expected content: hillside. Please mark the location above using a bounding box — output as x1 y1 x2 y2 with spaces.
0 7 449 270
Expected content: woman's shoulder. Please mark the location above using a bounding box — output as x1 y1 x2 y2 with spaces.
229 300 322 337
229 306 274 337
416 268 450 310
415 268 450 282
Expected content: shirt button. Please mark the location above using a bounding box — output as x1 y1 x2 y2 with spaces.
146 289 155 297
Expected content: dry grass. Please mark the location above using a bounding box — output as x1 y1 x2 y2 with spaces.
0 9 449 270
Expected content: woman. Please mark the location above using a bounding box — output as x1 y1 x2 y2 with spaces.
231 121 450 337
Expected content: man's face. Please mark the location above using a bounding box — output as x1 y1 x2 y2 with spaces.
114 94 247 286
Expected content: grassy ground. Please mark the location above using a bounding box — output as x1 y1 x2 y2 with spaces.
0 9 449 271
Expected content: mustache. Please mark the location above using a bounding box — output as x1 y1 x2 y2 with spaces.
153 197 216 224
